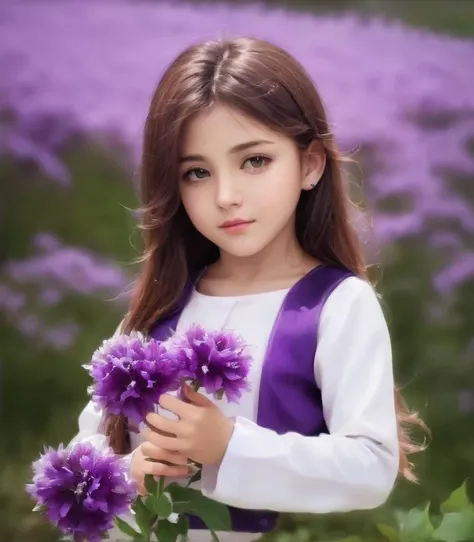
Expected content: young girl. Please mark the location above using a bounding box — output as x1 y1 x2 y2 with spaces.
72 37 425 541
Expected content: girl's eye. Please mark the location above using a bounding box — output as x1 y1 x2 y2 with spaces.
242 155 271 170
183 168 209 182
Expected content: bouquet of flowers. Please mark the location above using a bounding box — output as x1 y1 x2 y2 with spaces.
27 324 252 542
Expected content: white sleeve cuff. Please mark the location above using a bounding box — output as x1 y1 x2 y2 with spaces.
201 415 397 513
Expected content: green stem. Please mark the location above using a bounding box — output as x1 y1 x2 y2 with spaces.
158 474 165 496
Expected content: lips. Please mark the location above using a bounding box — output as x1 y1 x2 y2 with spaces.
219 219 254 229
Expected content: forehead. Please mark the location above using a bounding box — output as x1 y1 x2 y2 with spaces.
180 103 283 153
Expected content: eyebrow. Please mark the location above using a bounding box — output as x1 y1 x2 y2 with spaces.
178 139 275 164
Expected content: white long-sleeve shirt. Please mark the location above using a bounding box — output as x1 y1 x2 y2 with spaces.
72 276 399 542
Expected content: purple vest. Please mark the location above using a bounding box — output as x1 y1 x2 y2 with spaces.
149 265 353 533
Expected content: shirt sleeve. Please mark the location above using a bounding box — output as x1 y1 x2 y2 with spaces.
201 277 400 513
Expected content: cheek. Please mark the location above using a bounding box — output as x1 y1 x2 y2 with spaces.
260 189 300 219
179 187 192 213
256 166 302 210
180 187 211 228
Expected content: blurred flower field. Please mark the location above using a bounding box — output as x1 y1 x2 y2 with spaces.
1 1 473 540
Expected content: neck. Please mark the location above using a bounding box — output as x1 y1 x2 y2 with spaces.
210 222 317 285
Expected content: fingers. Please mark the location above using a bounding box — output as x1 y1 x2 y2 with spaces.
132 443 191 492
142 460 190 478
145 412 179 436
144 422 175 438
136 482 147 496
159 393 195 417
140 442 188 466
182 384 213 406
141 427 182 452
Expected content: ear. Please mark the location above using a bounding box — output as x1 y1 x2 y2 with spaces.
301 140 326 191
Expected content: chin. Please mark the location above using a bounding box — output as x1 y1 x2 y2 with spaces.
217 239 271 259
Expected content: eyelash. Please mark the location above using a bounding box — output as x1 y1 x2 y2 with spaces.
182 154 272 182
243 155 272 171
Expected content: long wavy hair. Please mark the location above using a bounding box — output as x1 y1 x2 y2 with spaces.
107 37 427 481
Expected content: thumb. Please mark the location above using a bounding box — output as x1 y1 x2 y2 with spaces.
183 384 212 406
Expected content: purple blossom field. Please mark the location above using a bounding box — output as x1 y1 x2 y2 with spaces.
1 1 473 540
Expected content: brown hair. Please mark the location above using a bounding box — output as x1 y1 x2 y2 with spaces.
107 37 427 481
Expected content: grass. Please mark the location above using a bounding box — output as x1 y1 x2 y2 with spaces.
0 138 139 541
0 137 139 263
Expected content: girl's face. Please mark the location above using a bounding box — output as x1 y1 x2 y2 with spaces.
178 103 323 260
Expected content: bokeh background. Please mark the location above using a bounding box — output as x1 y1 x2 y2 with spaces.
1 0 474 540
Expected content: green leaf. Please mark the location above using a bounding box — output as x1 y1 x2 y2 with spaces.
400 503 434 542
144 474 158 495
441 480 472 514
114 517 141 538
433 510 474 542
158 474 165 496
146 493 173 518
210 530 219 542
394 509 408 527
166 483 232 532
377 523 401 542
133 497 153 537
177 515 189 536
154 519 181 542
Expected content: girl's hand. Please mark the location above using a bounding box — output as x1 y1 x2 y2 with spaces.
130 441 190 495
142 385 235 466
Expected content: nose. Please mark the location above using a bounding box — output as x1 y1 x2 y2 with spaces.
215 173 243 209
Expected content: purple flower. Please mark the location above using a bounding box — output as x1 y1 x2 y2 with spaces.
85 332 181 425
6 236 129 295
170 325 252 402
26 442 136 542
